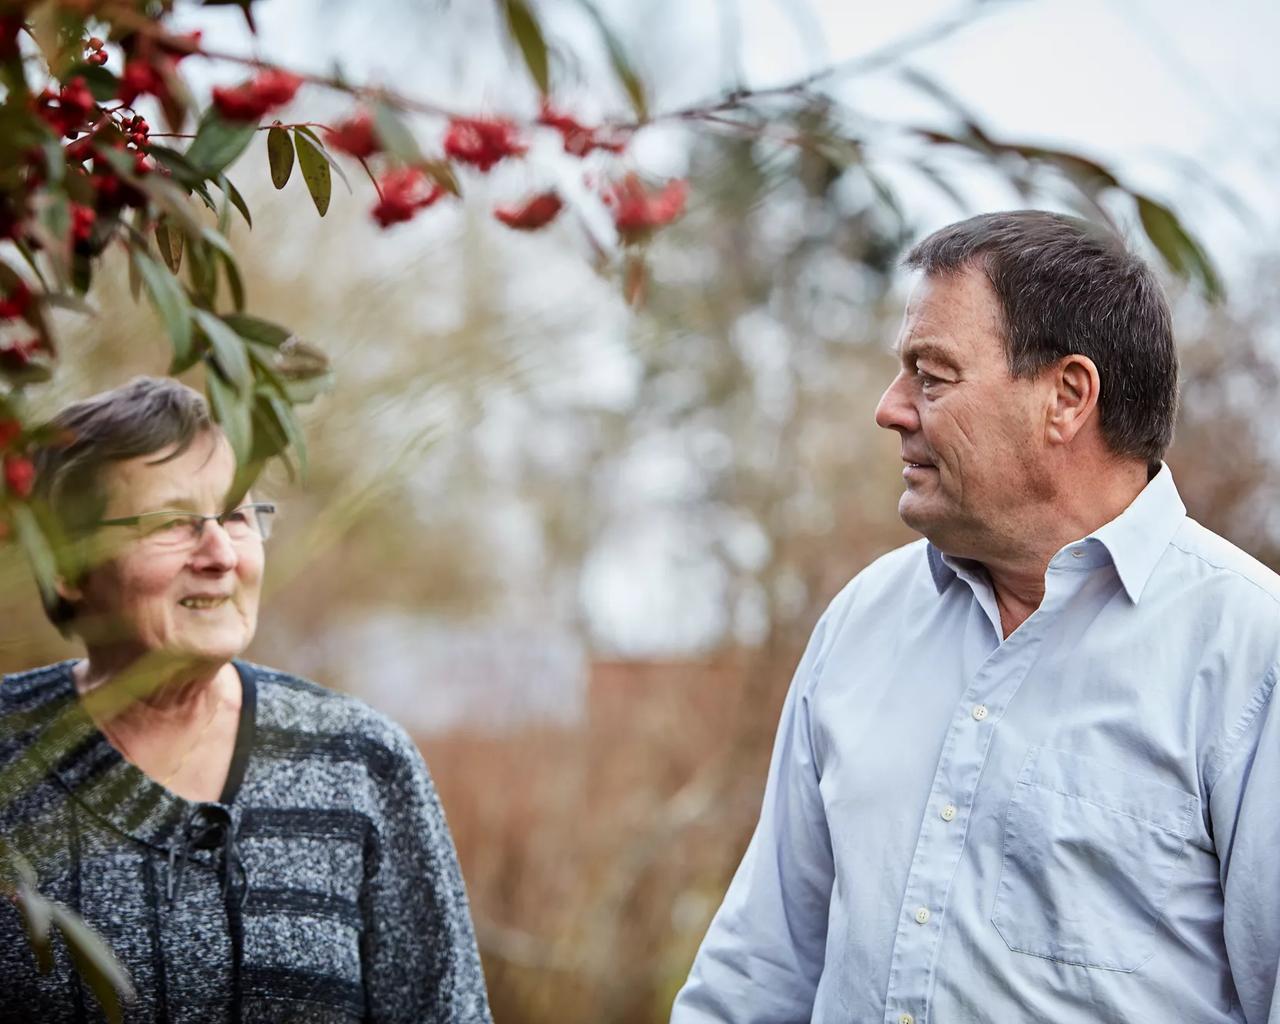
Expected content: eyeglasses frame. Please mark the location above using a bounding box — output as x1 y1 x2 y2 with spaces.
97 501 277 544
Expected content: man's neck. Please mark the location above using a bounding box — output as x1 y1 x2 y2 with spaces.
974 460 1151 638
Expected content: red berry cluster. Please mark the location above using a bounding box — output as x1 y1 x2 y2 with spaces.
3 455 34 498
443 117 527 172
326 111 379 159
212 69 303 122
85 36 107 67
537 104 629 157
371 168 444 228
494 191 563 231
602 174 689 243
118 30 200 108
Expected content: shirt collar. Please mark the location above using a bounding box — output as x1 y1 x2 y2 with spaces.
925 463 1186 603
1087 462 1185 603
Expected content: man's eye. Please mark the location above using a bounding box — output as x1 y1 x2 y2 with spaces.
224 510 251 525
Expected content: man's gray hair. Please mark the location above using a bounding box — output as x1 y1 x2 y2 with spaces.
33 376 215 634
905 210 1178 468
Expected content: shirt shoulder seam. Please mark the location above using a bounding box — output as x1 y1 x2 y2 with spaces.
1164 539 1280 608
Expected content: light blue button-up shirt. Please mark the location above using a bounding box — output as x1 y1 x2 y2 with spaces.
672 466 1280 1023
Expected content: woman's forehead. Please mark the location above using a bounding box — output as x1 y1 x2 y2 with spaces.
101 433 235 515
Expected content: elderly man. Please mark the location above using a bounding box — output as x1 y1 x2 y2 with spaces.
671 211 1280 1023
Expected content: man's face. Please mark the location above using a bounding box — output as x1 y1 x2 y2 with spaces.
71 432 264 668
874 268 1052 557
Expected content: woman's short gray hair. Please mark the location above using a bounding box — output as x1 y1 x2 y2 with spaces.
34 376 215 634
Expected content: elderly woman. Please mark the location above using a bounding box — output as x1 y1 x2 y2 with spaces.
0 377 492 1022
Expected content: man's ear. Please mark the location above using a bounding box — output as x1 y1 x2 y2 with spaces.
1045 353 1101 447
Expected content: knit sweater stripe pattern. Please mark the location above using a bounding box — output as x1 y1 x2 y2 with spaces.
0 660 494 1024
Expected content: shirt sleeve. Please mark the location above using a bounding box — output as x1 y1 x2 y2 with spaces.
670 612 836 1024
361 725 493 1024
1210 667 1280 1024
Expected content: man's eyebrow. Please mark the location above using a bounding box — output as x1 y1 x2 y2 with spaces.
896 341 961 370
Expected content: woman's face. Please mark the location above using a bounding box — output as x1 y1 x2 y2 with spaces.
67 431 264 669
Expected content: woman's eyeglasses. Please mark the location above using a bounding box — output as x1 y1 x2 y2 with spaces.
98 502 276 549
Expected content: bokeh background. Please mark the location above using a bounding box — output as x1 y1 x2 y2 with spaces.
4 1 1280 1021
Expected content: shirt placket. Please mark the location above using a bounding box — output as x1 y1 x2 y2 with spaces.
881 568 1077 1024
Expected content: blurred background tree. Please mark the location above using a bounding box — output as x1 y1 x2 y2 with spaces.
3 0 1277 1021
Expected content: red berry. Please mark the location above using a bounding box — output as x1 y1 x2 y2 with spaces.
87 36 104 51
3 455 35 500
88 51 108 66
130 132 147 147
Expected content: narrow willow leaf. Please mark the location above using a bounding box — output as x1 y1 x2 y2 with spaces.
222 313 291 348
206 368 252 468
574 0 648 121
193 309 252 394
185 110 259 177
14 884 53 973
50 904 135 1024
421 159 461 197
218 175 253 228
131 251 193 369
266 126 294 190
1136 195 1223 302
293 127 352 191
154 220 184 275
293 131 332 216
11 505 58 607
372 103 423 163
501 0 550 95
268 394 308 475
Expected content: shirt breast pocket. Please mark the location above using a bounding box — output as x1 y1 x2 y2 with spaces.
991 745 1198 972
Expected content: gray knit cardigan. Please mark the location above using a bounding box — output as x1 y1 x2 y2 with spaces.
0 660 494 1023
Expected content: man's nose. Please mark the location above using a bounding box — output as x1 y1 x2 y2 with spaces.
874 372 918 434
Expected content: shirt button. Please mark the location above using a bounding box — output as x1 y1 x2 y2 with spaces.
971 704 988 721
914 906 931 924
899 1014 915 1024
940 803 957 822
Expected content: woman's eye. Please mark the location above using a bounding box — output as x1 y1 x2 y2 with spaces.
149 516 192 535
224 510 250 525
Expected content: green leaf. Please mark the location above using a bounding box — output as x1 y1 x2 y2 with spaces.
574 0 647 121
292 126 353 191
50 904 135 1024
11 505 58 607
501 0 550 95
217 175 253 229
293 131 332 216
421 159 461 197
14 883 53 973
206 366 252 468
185 240 218 312
200 226 245 310
266 126 294 189
1136 194 1222 302
184 109 258 177
372 103 422 163
193 309 252 394
221 313 291 348
154 219 184 275
131 251 193 369
268 393 308 475
61 63 120 102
